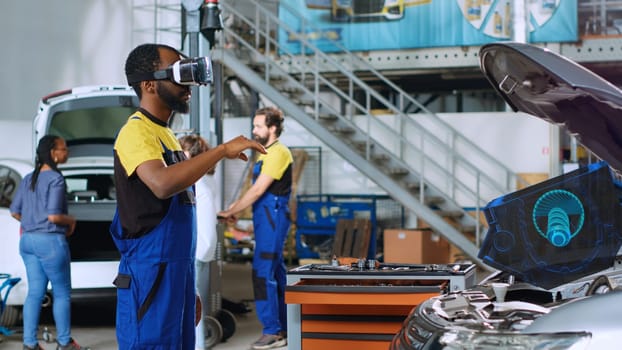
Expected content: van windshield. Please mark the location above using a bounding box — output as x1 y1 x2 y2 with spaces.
49 106 134 144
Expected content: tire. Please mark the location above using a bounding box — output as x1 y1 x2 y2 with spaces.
203 315 223 348
216 309 237 341
0 305 21 327
42 327 55 343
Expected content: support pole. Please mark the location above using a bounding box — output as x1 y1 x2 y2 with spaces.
181 0 203 133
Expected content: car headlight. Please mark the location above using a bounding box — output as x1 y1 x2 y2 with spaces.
384 0 400 6
392 303 441 350
439 328 591 350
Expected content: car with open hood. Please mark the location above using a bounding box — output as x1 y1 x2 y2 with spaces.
0 85 139 326
390 42 622 350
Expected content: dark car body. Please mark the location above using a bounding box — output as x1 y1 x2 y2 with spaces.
391 42 622 350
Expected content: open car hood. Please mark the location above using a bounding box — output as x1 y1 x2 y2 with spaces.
478 43 622 289
480 42 622 171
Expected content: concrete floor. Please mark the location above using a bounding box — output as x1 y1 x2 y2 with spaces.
1 262 286 350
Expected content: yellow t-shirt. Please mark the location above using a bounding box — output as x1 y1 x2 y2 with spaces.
113 109 189 238
257 141 293 196
115 111 182 176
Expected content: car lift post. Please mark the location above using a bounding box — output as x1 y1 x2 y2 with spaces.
181 0 222 138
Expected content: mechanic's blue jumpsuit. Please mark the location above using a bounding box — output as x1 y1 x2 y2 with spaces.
251 159 290 335
110 189 196 349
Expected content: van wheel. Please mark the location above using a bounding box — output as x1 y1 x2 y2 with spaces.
217 309 236 341
203 315 223 348
0 176 16 207
0 305 21 327
42 327 55 343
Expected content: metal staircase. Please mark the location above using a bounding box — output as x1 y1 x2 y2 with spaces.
131 0 527 265
212 0 530 265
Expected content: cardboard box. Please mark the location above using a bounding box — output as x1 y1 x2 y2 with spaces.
383 229 450 264
417 216 479 263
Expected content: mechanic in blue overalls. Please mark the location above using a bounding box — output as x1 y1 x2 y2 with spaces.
111 43 264 349
218 106 293 350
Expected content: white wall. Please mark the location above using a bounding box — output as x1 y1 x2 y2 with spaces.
0 120 33 161
0 1 160 122
438 112 550 173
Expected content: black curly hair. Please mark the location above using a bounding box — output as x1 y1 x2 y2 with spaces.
125 43 180 98
31 135 63 191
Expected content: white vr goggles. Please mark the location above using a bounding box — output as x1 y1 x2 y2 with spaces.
127 56 213 86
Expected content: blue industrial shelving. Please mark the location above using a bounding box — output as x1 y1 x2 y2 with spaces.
295 194 404 260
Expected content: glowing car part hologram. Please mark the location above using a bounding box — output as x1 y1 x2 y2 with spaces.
532 190 585 247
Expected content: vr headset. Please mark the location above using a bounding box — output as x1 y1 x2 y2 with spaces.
126 56 213 86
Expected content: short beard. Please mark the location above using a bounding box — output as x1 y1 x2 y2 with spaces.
157 82 189 114
254 135 269 146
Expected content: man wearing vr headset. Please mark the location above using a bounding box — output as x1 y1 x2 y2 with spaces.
110 43 266 349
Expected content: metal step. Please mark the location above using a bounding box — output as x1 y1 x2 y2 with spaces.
327 125 356 134
424 196 445 206
371 153 390 163
319 113 338 122
293 98 314 106
384 167 409 177
269 74 287 83
435 209 464 219
280 86 304 95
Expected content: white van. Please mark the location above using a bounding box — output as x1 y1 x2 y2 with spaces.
0 85 139 326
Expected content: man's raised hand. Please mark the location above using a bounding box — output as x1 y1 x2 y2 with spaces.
222 135 266 161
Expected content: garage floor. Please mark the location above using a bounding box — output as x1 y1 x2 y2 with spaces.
1 262 286 350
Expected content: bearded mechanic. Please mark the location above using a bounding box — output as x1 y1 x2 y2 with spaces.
110 43 265 349
218 106 293 350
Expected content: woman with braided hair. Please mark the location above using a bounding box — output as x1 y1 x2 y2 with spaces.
10 135 89 350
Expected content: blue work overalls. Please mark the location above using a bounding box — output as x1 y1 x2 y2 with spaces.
111 186 196 349
251 160 290 335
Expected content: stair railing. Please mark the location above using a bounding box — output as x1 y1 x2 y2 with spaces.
219 0 526 245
